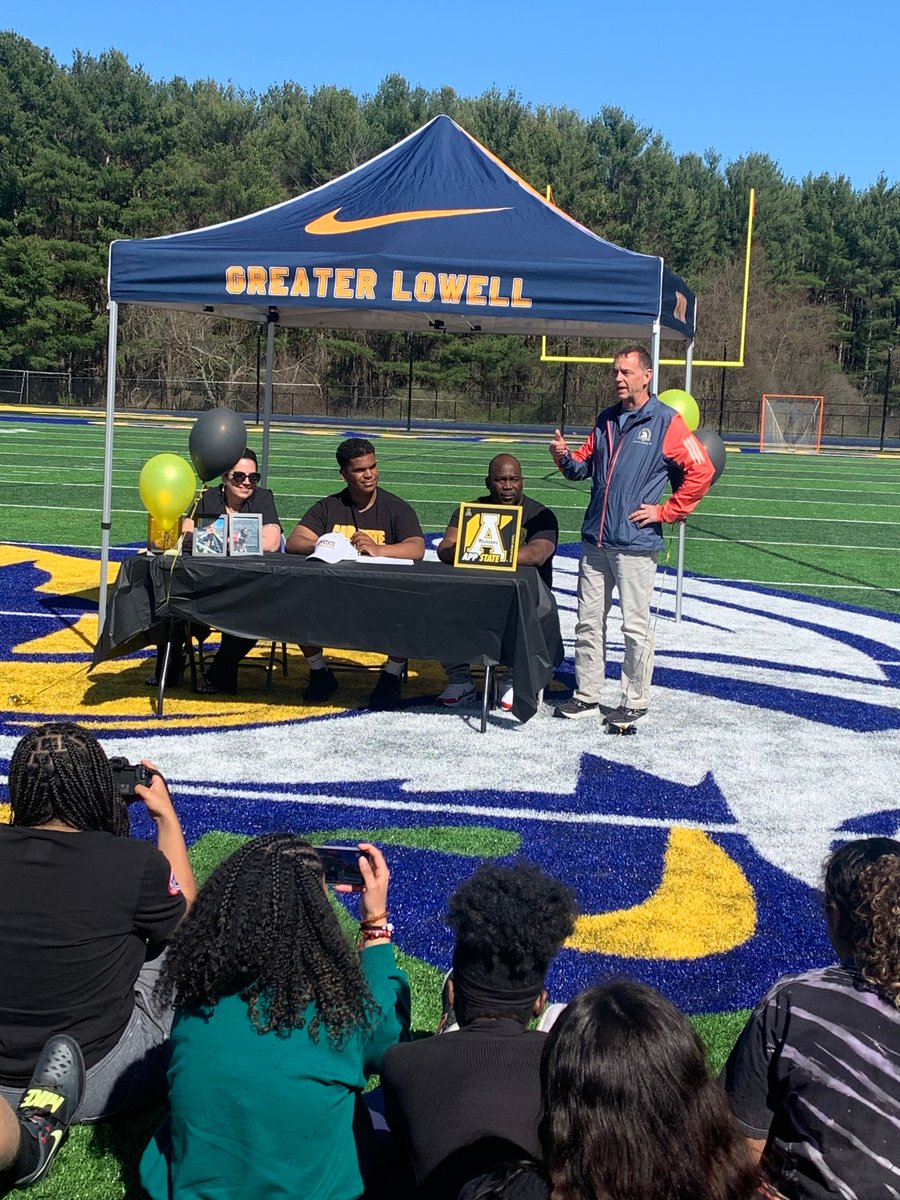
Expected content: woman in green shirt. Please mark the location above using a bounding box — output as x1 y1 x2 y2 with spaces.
140 835 409 1200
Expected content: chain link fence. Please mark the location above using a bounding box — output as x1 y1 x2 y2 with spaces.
1 369 897 443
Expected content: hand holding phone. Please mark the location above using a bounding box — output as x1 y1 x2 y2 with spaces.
318 845 371 891
318 843 390 926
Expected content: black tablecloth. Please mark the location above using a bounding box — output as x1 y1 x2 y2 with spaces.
92 555 563 722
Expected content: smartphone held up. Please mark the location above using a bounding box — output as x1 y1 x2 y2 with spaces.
317 845 372 891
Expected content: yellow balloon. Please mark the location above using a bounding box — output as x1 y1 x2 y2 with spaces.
658 389 700 431
139 454 197 531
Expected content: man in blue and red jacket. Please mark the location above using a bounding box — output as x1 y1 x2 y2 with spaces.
549 345 714 725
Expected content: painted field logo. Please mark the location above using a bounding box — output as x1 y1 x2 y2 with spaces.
3 543 900 1011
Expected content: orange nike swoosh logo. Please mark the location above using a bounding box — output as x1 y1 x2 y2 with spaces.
305 207 509 235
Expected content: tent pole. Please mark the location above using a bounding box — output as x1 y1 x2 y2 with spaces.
650 322 661 395
98 300 119 631
674 339 694 624
559 338 570 435
406 333 414 433
261 309 277 485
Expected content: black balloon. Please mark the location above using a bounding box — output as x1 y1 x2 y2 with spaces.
692 427 727 484
189 408 247 482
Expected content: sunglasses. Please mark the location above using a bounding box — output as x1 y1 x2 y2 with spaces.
227 471 260 485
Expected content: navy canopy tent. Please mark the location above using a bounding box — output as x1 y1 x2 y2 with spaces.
108 114 695 338
100 115 697 619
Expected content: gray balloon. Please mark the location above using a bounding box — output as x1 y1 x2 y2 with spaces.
189 408 247 482
693 427 727 484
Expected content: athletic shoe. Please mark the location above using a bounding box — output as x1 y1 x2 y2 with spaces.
13 1035 85 1188
368 670 402 710
604 705 648 726
303 666 338 702
553 698 600 719
437 681 477 707
436 969 458 1035
499 683 514 711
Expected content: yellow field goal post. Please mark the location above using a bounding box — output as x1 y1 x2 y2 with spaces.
759 394 825 453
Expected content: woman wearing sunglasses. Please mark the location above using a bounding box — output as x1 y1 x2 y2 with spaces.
182 450 283 693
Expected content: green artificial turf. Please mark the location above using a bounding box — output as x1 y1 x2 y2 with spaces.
3 415 899 610
4 417 899 1196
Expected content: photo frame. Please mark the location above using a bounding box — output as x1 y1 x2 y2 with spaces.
229 513 263 556
191 515 227 556
452 503 522 572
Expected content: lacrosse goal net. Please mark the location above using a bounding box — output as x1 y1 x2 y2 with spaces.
759 394 824 453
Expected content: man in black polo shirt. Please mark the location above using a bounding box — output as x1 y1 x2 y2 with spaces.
285 437 425 709
436 454 558 709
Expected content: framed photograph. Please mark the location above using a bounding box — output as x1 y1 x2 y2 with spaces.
191 515 227 556
452 503 522 572
229 513 263 556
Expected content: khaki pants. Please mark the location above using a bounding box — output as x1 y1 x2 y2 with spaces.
573 541 659 709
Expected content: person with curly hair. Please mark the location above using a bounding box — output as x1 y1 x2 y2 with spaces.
139 835 409 1200
0 723 195 1122
462 980 764 1200
380 861 577 1200
723 836 900 1200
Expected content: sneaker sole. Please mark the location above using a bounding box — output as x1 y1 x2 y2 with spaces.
437 692 477 707
554 705 600 720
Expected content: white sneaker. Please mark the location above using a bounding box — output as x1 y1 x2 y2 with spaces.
499 683 514 711
437 681 477 706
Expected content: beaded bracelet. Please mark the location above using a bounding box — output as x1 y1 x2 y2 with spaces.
360 911 389 927
358 923 394 943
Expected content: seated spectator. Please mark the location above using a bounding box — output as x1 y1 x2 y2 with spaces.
0 1035 84 1196
436 454 558 710
183 448 283 694
380 862 576 1200
464 980 762 1200
285 437 425 710
0 724 196 1122
139 836 410 1200
722 836 900 1200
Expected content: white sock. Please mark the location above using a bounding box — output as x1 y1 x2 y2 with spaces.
383 658 404 677
306 652 326 671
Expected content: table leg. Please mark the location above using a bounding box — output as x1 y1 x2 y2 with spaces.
481 663 492 733
156 620 174 717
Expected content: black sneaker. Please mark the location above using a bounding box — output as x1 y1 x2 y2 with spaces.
303 666 339 702
604 705 648 726
368 670 402 710
14 1035 85 1188
553 698 600 719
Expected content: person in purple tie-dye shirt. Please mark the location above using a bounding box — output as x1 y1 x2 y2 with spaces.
723 837 900 1200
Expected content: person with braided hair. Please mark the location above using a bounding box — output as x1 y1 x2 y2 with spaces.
0 723 196 1122
723 836 900 1200
139 835 409 1200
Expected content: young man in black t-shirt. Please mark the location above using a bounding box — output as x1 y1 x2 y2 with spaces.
436 454 558 710
285 437 425 709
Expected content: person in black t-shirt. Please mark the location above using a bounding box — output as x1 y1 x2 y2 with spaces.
285 437 425 710
151 449 283 694
381 862 576 1200
436 454 558 711
0 723 197 1123
184 448 282 694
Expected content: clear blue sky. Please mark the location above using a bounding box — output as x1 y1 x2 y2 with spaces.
7 0 898 189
